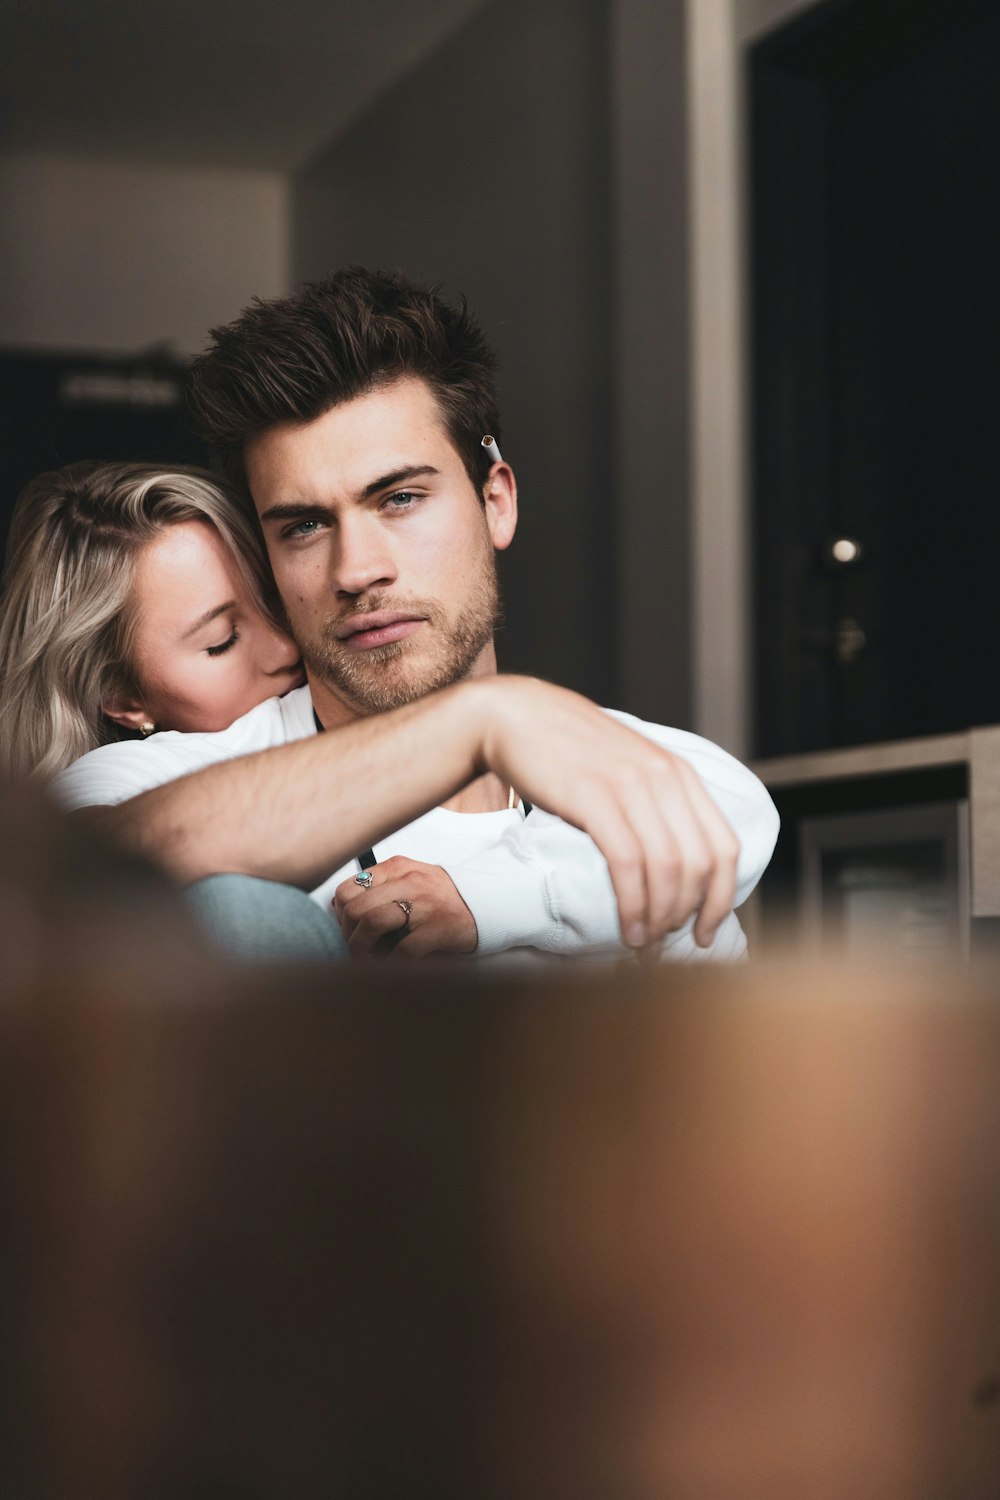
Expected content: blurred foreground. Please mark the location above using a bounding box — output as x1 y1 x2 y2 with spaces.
1 789 999 1498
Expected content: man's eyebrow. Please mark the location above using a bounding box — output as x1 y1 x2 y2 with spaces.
258 467 441 524
181 601 236 640
258 500 323 524
360 464 439 500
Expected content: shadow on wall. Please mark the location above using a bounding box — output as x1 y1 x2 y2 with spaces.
294 0 618 706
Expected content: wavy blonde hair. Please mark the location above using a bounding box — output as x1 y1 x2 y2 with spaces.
0 462 282 783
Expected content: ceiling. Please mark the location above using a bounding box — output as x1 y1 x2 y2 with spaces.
0 0 494 172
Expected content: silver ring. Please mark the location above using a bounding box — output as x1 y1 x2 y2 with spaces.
355 869 374 889
394 898 412 929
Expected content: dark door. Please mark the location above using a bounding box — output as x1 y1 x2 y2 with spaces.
751 0 1000 756
0 349 211 567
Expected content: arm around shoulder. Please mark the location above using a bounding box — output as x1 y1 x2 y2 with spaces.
602 710 779 906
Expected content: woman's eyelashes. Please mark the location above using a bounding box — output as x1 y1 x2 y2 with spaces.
206 628 239 657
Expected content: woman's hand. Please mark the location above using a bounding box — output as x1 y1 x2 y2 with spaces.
470 677 741 951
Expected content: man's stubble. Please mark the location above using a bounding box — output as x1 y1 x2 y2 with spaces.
298 542 502 716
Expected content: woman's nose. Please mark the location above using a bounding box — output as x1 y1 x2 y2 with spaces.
263 621 301 674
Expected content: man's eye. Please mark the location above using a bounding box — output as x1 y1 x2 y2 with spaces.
207 629 239 657
284 518 325 539
383 491 419 511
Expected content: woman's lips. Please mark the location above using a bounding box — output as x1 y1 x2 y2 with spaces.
341 617 423 651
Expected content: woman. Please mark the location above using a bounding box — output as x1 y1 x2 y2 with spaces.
0 461 303 782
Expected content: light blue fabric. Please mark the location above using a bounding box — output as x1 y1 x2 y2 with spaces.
186 875 348 962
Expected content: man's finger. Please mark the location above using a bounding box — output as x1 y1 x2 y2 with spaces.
333 872 376 924
333 888 373 941
346 895 413 958
385 924 447 960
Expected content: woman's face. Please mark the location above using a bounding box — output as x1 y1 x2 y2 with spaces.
108 519 304 734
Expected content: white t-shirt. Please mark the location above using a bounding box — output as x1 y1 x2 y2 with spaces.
53 686 778 961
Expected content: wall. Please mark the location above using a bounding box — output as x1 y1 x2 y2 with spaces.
294 0 616 703
611 0 692 727
686 0 823 758
733 0 817 45
0 151 289 356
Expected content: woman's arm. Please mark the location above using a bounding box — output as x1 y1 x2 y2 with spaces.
333 709 779 960
69 675 756 951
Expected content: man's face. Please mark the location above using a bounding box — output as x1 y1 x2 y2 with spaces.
244 377 516 724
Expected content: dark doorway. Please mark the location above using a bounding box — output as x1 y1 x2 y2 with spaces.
0 349 210 568
751 0 1000 756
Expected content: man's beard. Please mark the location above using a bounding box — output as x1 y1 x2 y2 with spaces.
299 549 501 715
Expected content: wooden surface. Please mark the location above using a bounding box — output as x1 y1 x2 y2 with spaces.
754 724 1000 917
3 958 1000 1499
970 726 1000 916
752 729 971 787
3 788 1000 1497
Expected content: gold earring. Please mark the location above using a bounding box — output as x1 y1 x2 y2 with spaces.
139 720 156 738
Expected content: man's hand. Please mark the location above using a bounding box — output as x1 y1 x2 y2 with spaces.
333 855 478 959
338 679 744 957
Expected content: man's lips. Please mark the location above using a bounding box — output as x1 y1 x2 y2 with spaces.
336 612 425 650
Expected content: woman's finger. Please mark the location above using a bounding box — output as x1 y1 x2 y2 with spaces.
671 760 739 946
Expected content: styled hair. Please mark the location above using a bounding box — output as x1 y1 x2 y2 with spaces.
0 461 281 783
189 267 501 505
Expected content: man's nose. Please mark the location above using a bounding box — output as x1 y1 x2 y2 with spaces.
331 515 397 597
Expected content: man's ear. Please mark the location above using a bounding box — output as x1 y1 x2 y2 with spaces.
102 694 150 731
484 463 518 552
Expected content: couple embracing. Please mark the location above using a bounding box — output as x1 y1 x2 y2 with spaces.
0 267 777 963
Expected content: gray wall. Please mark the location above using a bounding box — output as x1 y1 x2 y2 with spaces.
611 0 691 726
295 0 692 719
0 151 288 355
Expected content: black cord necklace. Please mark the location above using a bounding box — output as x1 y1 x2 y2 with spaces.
312 706 530 875
313 709 375 869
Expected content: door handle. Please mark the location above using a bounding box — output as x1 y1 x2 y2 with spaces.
800 617 867 665
834 616 867 665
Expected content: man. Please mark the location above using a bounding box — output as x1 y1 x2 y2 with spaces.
55 269 777 961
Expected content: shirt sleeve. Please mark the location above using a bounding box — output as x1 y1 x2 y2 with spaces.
49 695 296 811
446 711 777 960
51 735 234 810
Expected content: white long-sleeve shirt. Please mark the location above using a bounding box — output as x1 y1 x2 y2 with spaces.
53 686 778 961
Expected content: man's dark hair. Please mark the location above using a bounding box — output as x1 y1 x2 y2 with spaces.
189 267 501 502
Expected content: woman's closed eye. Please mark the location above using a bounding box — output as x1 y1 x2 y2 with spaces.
206 628 240 657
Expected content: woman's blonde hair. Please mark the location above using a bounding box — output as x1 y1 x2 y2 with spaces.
0 461 282 782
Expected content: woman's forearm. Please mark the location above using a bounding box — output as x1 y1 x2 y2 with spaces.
89 678 493 887
86 673 767 951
